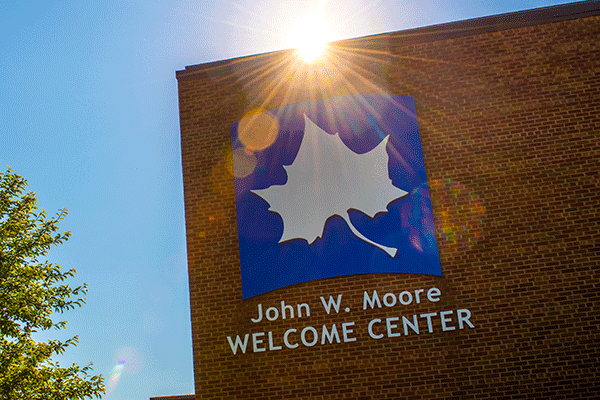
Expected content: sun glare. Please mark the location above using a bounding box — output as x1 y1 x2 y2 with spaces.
296 34 328 63
291 16 331 63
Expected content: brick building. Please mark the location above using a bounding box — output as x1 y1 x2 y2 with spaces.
175 2 600 398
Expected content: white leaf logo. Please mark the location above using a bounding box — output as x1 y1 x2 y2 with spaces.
252 115 408 256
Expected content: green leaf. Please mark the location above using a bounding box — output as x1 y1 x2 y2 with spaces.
0 168 105 399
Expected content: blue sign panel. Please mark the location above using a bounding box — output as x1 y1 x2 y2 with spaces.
232 95 441 298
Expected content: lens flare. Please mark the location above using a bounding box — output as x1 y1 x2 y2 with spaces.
289 10 332 63
107 359 126 394
237 109 279 152
230 147 257 178
430 179 486 250
401 184 437 253
297 39 327 63
107 347 143 394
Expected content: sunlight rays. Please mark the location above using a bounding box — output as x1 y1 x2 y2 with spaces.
176 0 524 184
181 0 505 260
288 1 331 63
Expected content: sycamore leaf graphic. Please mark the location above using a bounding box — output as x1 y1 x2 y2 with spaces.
252 114 408 256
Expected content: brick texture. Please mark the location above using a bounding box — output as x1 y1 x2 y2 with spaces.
176 3 600 399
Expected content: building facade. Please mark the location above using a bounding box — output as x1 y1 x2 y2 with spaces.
176 2 600 398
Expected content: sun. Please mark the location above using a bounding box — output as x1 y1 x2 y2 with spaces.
290 16 331 63
297 39 327 63
296 32 328 63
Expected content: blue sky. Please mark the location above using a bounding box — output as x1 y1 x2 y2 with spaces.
0 1 577 398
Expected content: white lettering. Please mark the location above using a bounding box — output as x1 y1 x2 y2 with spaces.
281 301 294 319
251 304 263 323
283 328 298 349
457 309 475 329
398 291 413 305
383 293 397 307
403 315 419 335
234 308 474 354
268 331 282 350
364 288 441 309
363 290 382 309
253 301 309 323
266 307 279 321
342 322 356 342
227 334 249 355
321 324 340 344
320 294 342 314
386 317 401 337
427 287 441 302
252 332 266 352
368 318 383 339
297 303 310 318
420 312 437 333
414 288 424 304
301 326 318 346
440 310 455 331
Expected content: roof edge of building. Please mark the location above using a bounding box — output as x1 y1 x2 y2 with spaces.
149 395 195 400
176 1 600 79
379 0 600 46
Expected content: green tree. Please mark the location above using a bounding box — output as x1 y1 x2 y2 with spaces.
0 169 104 399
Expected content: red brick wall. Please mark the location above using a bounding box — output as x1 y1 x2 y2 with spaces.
177 4 600 399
